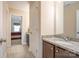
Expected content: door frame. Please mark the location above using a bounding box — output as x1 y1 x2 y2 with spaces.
9 9 23 45
10 15 22 45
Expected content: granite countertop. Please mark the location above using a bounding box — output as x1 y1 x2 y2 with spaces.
43 37 79 55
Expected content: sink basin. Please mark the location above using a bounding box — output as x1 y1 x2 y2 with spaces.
51 38 73 45
52 37 65 41
55 40 73 45
44 37 78 46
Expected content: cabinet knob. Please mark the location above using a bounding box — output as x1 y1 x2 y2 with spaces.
56 50 59 53
51 47 53 50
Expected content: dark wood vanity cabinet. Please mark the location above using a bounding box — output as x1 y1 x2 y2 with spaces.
43 40 79 58
43 41 55 58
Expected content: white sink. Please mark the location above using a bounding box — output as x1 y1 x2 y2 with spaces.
49 37 73 46
44 37 79 47
55 40 73 46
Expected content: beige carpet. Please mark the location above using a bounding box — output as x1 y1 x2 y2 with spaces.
11 39 21 45
7 45 34 58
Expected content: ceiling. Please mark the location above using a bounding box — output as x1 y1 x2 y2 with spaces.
8 1 79 10
8 1 29 12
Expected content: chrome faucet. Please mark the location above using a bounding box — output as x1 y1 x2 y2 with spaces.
64 37 69 41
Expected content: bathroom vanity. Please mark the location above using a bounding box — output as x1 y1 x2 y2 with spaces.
43 37 79 58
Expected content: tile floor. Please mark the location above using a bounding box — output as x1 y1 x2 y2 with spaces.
7 45 34 58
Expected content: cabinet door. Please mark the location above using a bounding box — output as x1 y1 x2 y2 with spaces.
55 46 69 58
68 52 79 58
55 46 79 58
43 41 55 58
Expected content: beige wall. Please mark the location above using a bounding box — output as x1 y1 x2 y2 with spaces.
0 1 11 47
3 2 11 47
56 2 64 34
0 2 10 57
41 1 55 35
64 2 79 38
9 5 29 45
41 1 64 36
0 1 9 41
0 1 3 38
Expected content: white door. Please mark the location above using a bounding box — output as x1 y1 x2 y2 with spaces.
0 1 7 57
29 2 41 57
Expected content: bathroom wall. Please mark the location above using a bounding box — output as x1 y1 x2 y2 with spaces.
41 1 55 35
55 1 64 34
41 1 64 36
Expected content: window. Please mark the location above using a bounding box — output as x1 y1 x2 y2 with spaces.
14 25 20 32
11 15 22 32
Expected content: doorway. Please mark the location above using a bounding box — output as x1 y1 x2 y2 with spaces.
11 15 22 45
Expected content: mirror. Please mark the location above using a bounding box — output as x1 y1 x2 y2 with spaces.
64 1 79 39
